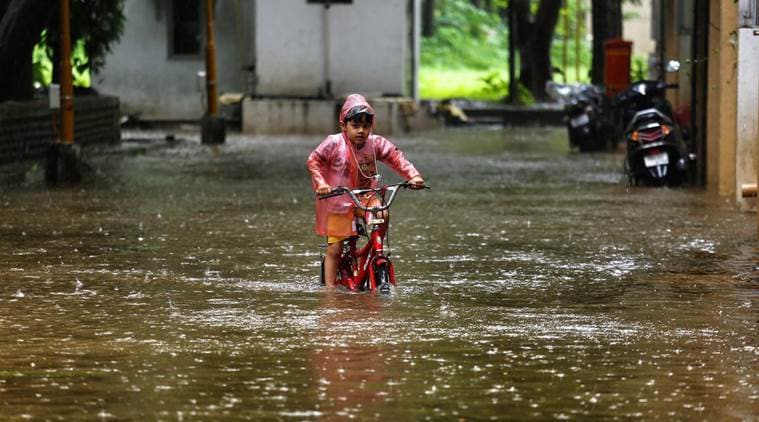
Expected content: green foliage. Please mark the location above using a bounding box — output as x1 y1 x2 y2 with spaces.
33 34 91 88
631 55 648 81
480 70 508 96
32 44 51 88
71 0 125 74
480 70 534 104
550 1 592 82
420 0 593 99
34 0 125 88
419 68 540 103
420 68 502 100
421 0 508 70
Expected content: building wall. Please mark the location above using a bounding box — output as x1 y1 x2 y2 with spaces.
94 1 252 120
662 0 748 200
623 1 655 61
94 1 411 120
662 2 679 106
736 29 759 210
255 0 408 98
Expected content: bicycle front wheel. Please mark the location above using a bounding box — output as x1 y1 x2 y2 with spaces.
374 263 391 293
319 257 325 285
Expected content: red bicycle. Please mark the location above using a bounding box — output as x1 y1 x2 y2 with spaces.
318 182 427 293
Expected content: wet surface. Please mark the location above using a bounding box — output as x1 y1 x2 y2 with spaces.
0 127 756 420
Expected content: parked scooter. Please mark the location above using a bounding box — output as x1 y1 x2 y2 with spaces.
613 60 693 186
546 82 609 152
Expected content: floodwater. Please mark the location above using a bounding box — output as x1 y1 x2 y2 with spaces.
0 127 756 420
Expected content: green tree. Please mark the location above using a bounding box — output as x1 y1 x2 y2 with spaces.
42 0 125 85
420 0 589 100
0 0 124 102
512 0 563 101
422 0 508 70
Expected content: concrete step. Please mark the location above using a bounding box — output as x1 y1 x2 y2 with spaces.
457 101 565 126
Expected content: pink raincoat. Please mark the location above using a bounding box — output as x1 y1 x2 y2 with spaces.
307 94 421 237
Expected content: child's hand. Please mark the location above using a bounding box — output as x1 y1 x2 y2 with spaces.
407 176 425 189
316 184 332 195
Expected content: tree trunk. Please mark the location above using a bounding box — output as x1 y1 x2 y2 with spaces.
0 0 54 102
512 0 533 92
591 0 622 84
422 0 435 37
515 0 561 101
610 1 622 39
529 0 562 100
507 4 517 103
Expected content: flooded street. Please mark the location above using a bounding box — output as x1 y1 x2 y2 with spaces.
0 126 756 420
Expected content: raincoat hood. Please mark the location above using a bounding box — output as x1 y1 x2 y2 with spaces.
340 94 375 127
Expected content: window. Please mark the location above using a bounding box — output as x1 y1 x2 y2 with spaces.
739 0 759 28
170 0 201 56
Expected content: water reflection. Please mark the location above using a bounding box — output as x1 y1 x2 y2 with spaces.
310 294 404 420
0 128 756 419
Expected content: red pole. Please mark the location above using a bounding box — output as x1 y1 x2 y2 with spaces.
59 0 74 144
201 0 225 144
205 0 218 116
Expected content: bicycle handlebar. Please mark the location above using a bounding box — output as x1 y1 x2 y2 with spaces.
318 182 429 212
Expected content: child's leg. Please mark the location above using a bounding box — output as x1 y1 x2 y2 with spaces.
323 239 343 288
323 212 353 289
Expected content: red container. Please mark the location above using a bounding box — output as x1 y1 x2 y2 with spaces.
604 39 633 97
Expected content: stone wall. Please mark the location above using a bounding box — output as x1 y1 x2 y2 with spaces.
0 96 120 165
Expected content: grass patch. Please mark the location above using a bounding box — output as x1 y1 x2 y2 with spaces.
419 65 594 101
420 68 509 101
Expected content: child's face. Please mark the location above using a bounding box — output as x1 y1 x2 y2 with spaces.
341 116 372 146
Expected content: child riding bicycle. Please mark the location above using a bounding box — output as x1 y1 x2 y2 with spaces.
306 94 425 289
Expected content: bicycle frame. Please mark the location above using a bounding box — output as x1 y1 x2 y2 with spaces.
338 217 395 292
319 182 422 293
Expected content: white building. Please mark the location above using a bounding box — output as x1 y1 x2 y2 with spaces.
94 0 421 126
623 0 655 62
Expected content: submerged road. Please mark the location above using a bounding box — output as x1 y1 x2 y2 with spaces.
0 127 756 420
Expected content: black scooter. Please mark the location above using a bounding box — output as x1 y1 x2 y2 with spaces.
546 82 609 152
613 61 693 186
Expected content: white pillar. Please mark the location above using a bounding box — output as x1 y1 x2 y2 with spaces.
736 28 759 210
